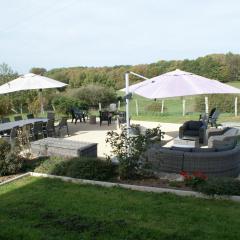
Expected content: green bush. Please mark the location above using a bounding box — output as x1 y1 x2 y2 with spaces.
72 85 117 107
52 95 88 114
0 96 13 117
34 156 117 181
196 177 240 196
0 139 23 176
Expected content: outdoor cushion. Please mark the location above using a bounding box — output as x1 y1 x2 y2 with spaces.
191 148 215 152
171 146 192 152
215 144 235 152
188 121 203 130
183 130 199 137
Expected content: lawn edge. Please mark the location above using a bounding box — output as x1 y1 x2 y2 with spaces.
30 172 240 202
0 172 31 186
1 172 240 203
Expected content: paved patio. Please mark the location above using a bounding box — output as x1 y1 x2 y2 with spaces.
64 119 181 157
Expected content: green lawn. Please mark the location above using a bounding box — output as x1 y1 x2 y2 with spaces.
1 177 240 240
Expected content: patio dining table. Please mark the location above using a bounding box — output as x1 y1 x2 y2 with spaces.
0 118 48 132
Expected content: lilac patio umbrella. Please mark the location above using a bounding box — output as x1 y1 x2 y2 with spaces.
125 69 240 99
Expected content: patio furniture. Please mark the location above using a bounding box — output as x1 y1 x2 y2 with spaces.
56 116 69 136
14 115 23 121
99 111 111 126
47 111 55 120
89 115 96 124
1 117 10 123
208 109 220 128
70 107 86 124
145 144 240 177
206 127 230 140
208 127 239 148
1 126 18 148
27 113 34 119
179 120 206 144
117 111 127 127
173 136 199 148
43 119 56 137
0 118 48 132
31 137 97 158
32 121 44 140
0 117 11 136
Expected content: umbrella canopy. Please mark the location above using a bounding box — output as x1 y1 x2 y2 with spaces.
0 73 67 94
123 69 240 99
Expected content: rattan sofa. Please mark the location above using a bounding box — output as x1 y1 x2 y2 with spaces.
145 144 240 177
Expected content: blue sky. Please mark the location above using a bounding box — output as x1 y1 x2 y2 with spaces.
0 0 239 73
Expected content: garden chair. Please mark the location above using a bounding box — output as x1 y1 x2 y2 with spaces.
27 113 34 119
179 120 207 144
47 111 55 121
208 110 220 128
1 126 18 148
70 107 86 124
117 111 127 128
14 115 23 121
1 117 10 123
99 111 112 126
57 117 69 136
43 119 56 137
32 121 44 140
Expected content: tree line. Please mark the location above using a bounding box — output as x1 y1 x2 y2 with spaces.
43 52 240 89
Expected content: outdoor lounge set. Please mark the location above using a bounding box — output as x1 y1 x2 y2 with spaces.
145 108 240 177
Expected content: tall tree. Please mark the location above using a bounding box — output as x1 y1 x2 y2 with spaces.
0 63 18 85
30 67 47 76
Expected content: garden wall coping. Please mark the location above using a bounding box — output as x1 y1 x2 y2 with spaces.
1 172 240 203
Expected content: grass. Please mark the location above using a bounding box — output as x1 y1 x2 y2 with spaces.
1 176 240 240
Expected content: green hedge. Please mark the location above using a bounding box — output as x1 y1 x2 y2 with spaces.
34 156 117 181
196 177 240 196
52 95 88 114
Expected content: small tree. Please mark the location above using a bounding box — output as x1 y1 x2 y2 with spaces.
106 125 164 179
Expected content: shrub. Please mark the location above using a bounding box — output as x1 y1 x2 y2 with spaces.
0 95 12 117
66 158 116 180
52 95 88 114
180 171 207 189
34 156 117 181
0 139 11 159
106 126 165 179
196 177 240 196
0 139 23 176
72 85 117 107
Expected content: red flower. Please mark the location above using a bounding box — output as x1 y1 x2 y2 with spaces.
180 171 188 177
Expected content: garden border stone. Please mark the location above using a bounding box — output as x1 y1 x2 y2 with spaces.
1 172 240 203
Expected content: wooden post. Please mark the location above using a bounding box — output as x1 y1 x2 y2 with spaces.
118 100 120 110
182 98 186 116
205 96 209 114
161 100 165 113
235 97 238 117
135 99 139 116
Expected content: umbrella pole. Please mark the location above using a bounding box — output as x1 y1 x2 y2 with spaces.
39 89 44 114
205 96 209 114
125 72 130 137
182 98 186 116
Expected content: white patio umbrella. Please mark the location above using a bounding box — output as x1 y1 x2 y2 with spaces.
122 69 240 134
0 73 67 113
124 69 240 99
